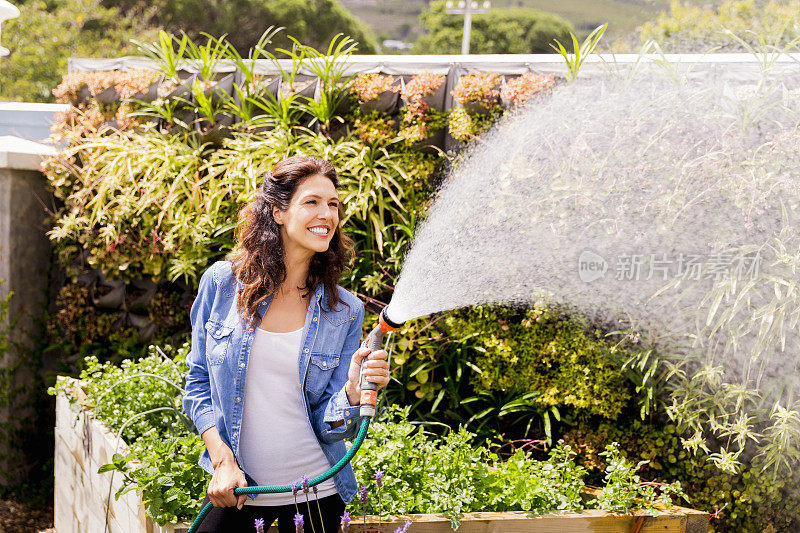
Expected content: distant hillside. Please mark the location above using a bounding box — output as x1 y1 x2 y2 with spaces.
339 0 703 52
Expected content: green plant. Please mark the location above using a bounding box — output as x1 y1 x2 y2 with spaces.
638 0 800 53
450 305 631 419
562 417 800 531
288 33 359 134
595 442 688 515
49 345 191 442
183 32 228 82
414 1 574 55
50 343 207 525
187 78 224 126
447 107 499 142
131 31 189 83
549 24 608 83
351 406 685 530
100 434 206 525
44 129 220 284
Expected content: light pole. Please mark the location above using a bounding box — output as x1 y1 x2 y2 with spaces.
445 0 491 55
0 0 20 57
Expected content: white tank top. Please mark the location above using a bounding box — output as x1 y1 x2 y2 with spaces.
240 326 338 505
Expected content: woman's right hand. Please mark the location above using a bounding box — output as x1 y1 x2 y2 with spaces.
208 455 247 509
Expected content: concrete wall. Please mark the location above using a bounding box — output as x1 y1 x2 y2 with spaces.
0 136 56 486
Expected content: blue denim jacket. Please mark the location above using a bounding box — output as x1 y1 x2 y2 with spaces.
182 260 365 504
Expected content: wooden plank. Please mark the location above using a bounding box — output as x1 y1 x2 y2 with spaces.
347 508 709 533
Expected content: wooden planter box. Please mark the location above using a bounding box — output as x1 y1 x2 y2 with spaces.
55 378 709 533
348 508 709 533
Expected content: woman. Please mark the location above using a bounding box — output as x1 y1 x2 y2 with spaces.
183 155 391 532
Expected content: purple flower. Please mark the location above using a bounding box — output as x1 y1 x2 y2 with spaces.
292 481 299 496
301 474 310 494
359 484 369 506
254 518 265 533
374 468 384 488
341 511 351 532
294 513 304 533
394 519 412 533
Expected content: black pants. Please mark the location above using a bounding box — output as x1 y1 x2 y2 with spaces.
196 493 346 533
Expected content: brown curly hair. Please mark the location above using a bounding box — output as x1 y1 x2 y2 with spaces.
225 156 355 331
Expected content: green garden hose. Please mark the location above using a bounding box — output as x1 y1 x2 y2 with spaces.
187 416 372 533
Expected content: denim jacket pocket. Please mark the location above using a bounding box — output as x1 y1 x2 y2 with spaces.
305 353 341 397
204 320 235 365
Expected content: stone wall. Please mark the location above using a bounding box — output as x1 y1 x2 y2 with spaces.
0 136 56 486
54 390 152 532
54 386 199 533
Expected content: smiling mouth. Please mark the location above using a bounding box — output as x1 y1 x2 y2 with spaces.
308 227 330 237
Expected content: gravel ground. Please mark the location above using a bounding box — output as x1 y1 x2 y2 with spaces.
0 499 53 533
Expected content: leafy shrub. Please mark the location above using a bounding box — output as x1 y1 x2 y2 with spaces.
415 1 574 54
447 107 500 142
638 0 800 52
563 419 800 532
101 434 206 525
50 344 206 525
45 281 190 369
50 345 191 443
352 406 685 530
445 305 631 419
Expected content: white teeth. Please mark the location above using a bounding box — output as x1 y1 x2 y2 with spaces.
309 227 329 236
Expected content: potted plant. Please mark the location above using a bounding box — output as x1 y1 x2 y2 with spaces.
118 69 164 103
452 71 502 115
52 71 92 107
86 71 122 106
500 72 559 108
401 71 447 112
400 71 448 149
353 111 398 145
447 106 499 142
351 73 400 114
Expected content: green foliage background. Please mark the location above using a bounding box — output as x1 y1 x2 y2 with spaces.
0 0 159 102
0 0 375 103
637 0 800 52
414 0 574 54
33 23 800 532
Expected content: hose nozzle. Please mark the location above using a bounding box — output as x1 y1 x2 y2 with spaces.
359 307 404 417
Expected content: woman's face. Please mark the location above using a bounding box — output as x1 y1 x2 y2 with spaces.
273 173 340 257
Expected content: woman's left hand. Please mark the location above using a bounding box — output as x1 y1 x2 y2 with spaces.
345 346 390 405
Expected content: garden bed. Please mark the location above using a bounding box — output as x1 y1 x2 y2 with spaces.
113 506 711 533
350 508 709 533
54 377 709 533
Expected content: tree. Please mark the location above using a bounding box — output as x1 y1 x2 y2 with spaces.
637 0 800 52
0 0 376 103
414 0 574 55
0 0 159 102
104 0 377 55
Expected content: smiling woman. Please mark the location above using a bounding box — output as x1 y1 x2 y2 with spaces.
182 155 392 532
